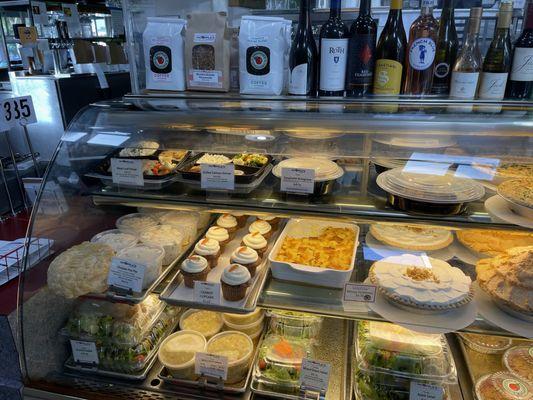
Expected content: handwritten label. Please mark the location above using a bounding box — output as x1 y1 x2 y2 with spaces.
193 281 221 305
410 381 444 400
299 358 331 392
70 340 99 365
280 168 315 194
195 352 228 380
111 158 144 187
201 163 235 190
0 96 37 130
343 283 377 303
107 258 146 292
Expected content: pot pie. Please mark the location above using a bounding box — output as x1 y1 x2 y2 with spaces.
498 179 533 209
370 254 473 313
476 246 533 321
457 229 533 256
369 224 453 251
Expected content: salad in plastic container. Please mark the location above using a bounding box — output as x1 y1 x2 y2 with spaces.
460 333 512 355
64 294 165 348
503 346 533 384
268 310 322 340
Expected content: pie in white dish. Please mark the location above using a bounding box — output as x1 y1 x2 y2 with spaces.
369 224 453 251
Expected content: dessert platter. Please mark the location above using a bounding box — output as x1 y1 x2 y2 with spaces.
485 178 533 229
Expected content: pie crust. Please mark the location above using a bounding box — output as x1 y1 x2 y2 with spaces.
498 179 533 209
457 229 533 256
370 224 453 251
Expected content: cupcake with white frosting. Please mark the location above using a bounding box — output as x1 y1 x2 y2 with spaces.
140 225 184 265
216 214 239 236
181 255 209 288
193 238 220 269
241 232 268 257
257 215 280 229
206 226 231 247
249 220 273 239
230 246 261 277
221 264 251 301
230 212 248 228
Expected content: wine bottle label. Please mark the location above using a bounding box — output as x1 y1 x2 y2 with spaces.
347 34 376 88
408 38 436 71
320 38 349 91
434 62 450 79
450 71 479 99
478 72 508 99
510 47 533 82
373 59 403 95
289 64 309 95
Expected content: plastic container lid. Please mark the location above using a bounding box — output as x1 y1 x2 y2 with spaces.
223 308 264 326
116 213 158 234
376 168 485 204
475 372 532 400
268 310 323 340
90 229 138 253
460 333 512 355
179 309 223 339
158 330 207 370
503 346 533 384
116 244 164 289
272 158 344 182
223 313 265 336
261 334 311 365
206 331 254 367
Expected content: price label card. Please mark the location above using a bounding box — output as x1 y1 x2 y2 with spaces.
107 258 146 293
0 96 37 129
195 352 228 380
280 168 315 194
343 283 377 303
18 26 38 45
193 281 221 305
111 158 144 187
70 340 99 365
299 358 331 392
409 381 444 400
201 163 235 190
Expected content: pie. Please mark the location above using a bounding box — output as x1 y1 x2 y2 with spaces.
476 246 533 320
370 254 473 313
457 229 533 256
498 178 533 208
370 224 453 251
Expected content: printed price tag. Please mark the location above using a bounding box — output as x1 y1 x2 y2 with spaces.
0 96 37 129
111 158 144 187
193 281 221 305
107 258 146 293
299 358 331 392
195 352 228 380
409 381 444 400
343 283 377 303
201 163 235 190
280 168 315 194
70 340 99 365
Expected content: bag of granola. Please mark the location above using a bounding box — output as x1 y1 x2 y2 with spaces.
185 12 230 92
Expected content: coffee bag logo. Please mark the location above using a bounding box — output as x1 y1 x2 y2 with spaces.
409 38 436 71
149 45 172 74
251 50 268 70
246 46 270 76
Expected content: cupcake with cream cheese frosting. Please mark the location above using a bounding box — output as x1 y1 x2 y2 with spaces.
257 215 280 228
181 255 209 288
206 226 231 247
230 246 261 277
216 214 238 236
241 232 268 256
193 238 220 268
221 264 251 301
230 212 248 228
249 220 272 239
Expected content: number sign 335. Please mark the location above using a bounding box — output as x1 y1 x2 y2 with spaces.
1 96 37 129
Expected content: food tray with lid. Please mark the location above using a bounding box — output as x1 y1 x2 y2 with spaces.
503 345 533 384
267 310 323 340
64 306 180 380
376 168 485 215
160 218 284 313
268 218 359 289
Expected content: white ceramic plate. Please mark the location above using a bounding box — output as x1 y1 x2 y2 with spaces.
484 195 533 229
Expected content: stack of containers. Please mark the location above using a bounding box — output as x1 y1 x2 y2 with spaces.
222 308 265 344
354 321 458 400
64 295 179 374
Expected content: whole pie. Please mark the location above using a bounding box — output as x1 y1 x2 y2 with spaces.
476 246 533 320
498 179 533 208
369 254 473 313
370 224 453 251
457 229 533 256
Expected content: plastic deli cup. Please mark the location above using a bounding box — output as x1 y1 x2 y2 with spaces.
206 331 254 384
179 309 224 340
223 313 265 336
158 330 207 380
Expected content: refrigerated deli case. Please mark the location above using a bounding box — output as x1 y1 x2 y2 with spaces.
19 96 533 400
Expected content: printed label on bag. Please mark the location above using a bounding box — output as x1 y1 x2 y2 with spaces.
194 33 216 43
200 163 235 190
280 167 315 194
111 158 144 187
70 340 99 365
409 381 444 400
191 70 222 88
107 258 146 292
299 358 331 392
343 283 376 303
195 352 228 380
193 281 221 305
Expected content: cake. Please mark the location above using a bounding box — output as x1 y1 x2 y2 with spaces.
504 346 533 383
180 255 209 288
369 254 473 313
230 246 261 277
249 220 273 239
241 232 268 256
498 178 533 208
205 226 231 247
475 372 532 400
140 225 184 265
369 224 453 251
193 238 220 268
457 229 533 256
221 264 251 302
476 246 533 320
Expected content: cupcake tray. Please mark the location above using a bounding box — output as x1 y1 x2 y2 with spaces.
160 218 284 314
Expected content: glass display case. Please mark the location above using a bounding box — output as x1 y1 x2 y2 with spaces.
17 95 532 400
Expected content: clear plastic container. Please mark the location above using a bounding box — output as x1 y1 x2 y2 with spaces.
460 333 513 355
268 310 323 340
139 225 184 265
90 229 138 253
158 330 207 380
116 213 158 235
207 331 254 384
223 313 265 336
158 211 199 246
475 372 532 400
503 346 533 384
116 244 164 289
223 308 264 325
65 294 165 348
179 309 223 340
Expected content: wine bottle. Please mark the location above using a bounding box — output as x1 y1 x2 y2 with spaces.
289 0 318 96
373 0 407 95
478 2 513 100
431 0 458 95
345 0 377 97
319 0 349 96
449 7 483 99
506 0 533 99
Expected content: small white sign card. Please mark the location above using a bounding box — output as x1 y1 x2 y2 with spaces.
299 358 331 393
280 168 315 194
110 158 144 187
107 258 146 293
0 96 37 130
343 283 377 303
201 163 235 190
195 352 228 380
409 381 444 400
193 281 221 305
70 340 99 365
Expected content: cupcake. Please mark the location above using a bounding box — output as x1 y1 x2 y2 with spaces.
230 246 261 277
257 215 280 229
231 212 248 228
216 214 239 236
193 238 221 268
181 255 209 288
241 232 268 257
206 226 231 247
249 220 272 239
221 264 251 302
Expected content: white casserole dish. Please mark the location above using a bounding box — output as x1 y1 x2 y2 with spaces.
268 218 359 288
